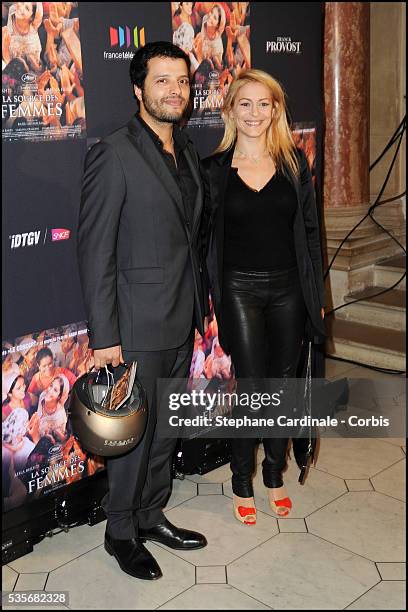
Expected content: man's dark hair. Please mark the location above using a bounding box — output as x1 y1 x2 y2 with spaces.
129 41 190 90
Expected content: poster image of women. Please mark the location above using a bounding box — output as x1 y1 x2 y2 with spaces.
2 321 104 513
171 2 251 128
2 2 86 141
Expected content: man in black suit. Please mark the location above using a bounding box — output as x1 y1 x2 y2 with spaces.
77 42 209 580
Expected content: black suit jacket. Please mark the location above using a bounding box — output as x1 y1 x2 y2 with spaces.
200 146 326 354
77 114 208 351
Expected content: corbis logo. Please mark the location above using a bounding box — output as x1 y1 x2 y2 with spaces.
109 25 145 48
266 36 302 54
8 228 71 249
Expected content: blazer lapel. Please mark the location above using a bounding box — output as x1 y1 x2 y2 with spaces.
183 143 203 237
283 160 304 224
210 148 234 298
212 148 234 214
126 117 186 226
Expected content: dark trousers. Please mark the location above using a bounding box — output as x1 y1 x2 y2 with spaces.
222 267 306 497
101 327 194 539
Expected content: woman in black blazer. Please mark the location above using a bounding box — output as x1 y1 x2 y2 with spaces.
201 69 326 525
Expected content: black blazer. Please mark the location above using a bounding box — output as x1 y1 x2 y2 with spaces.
77 114 208 352
200 146 326 354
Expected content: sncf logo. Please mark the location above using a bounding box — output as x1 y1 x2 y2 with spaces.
52 228 71 242
109 25 145 48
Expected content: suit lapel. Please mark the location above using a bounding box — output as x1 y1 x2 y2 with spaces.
212 148 234 214
210 148 234 294
126 117 186 226
183 143 203 237
283 160 303 222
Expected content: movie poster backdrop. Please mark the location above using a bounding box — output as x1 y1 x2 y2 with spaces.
2 322 104 512
3 2 323 515
2 2 86 141
171 1 250 129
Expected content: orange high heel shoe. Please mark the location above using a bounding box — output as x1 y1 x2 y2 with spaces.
232 494 257 525
267 486 292 517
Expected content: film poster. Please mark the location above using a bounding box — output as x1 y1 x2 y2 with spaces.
2 321 104 513
2 2 86 141
171 1 251 128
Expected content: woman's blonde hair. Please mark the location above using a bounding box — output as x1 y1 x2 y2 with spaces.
215 69 299 176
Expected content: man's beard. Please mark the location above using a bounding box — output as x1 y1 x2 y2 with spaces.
141 89 187 124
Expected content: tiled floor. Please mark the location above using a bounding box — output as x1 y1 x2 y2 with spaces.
2 359 406 610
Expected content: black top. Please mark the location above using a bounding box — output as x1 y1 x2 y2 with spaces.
135 113 196 225
223 167 298 270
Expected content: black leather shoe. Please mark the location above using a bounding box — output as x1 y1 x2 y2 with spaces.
138 518 207 550
104 531 162 580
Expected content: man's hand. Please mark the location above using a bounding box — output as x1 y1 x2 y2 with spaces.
93 345 124 369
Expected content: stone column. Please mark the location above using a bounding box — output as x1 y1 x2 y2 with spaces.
322 2 405 308
323 2 370 210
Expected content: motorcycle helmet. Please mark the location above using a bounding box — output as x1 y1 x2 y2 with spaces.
69 363 148 457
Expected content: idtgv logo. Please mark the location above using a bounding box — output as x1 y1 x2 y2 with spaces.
9 228 71 249
9 231 41 248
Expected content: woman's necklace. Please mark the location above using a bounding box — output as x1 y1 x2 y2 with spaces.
44 402 58 415
14 18 30 35
235 148 270 165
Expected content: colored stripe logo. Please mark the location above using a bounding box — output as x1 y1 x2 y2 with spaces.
109 26 145 48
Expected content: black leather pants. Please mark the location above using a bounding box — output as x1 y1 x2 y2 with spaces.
222 266 306 497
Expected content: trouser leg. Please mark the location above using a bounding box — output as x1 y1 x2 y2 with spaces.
101 328 194 539
222 269 269 497
136 333 194 529
262 267 306 488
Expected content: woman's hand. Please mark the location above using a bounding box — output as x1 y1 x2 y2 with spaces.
321 307 325 319
27 412 40 444
44 432 56 445
3 439 24 453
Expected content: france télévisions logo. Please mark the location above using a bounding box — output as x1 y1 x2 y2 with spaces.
9 228 71 249
104 25 146 60
110 25 145 48
266 36 302 54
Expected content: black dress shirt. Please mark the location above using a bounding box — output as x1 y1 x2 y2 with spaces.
135 113 197 226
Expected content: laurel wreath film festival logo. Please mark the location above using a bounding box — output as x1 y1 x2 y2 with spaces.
104 25 146 60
